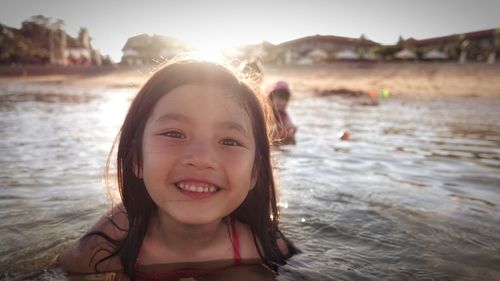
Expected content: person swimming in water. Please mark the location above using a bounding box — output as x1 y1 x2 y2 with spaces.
54 57 299 280
268 80 297 145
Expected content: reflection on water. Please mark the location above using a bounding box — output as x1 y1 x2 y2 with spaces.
1 84 499 280
276 96 500 281
0 85 132 278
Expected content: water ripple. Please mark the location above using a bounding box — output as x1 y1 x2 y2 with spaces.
1 87 500 280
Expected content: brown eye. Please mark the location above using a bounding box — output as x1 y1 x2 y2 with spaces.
219 138 241 146
161 131 185 139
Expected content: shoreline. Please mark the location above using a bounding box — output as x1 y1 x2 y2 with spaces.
263 62 500 98
1 62 500 98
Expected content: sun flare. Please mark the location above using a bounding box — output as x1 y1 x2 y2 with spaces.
179 35 250 62
189 47 227 62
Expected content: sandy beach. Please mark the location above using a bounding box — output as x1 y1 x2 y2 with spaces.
1 62 500 98
263 62 500 98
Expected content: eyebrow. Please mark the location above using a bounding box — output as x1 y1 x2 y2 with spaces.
154 113 189 123
154 113 251 138
216 121 251 138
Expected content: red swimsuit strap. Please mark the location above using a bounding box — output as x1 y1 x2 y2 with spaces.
230 218 242 264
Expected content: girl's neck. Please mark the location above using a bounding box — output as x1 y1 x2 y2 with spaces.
151 211 229 255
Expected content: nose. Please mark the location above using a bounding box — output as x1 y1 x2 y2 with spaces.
181 139 218 170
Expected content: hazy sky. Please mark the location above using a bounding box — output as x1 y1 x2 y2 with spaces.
1 0 500 62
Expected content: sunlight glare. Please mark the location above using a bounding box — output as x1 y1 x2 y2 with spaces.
179 34 251 62
189 47 226 62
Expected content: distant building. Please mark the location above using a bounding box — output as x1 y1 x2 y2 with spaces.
398 28 500 63
394 48 417 60
50 27 101 66
422 49 448 60
335 49 359 60
268 34 380 64
64 48 91 65
120 34 187 65
49 27 66 65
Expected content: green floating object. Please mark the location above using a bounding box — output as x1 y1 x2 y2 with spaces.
380 88 390 98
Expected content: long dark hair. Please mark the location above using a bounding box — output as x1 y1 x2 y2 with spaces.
86 57 297 279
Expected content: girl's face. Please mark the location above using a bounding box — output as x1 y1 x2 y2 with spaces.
139 84 257 225
272 96 288 111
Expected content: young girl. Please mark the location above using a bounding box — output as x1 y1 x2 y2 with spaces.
56 57 298 280
268 80 297 145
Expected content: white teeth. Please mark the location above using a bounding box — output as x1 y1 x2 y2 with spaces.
176 182 219 193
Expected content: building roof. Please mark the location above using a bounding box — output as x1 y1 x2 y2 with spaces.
336 49 359 60
121 33 184 51
121 34 150 51
399 28 498 47
122 48 140 57
394 49 417 59
307 48 328 58
422 49 448 60
279 34 379 48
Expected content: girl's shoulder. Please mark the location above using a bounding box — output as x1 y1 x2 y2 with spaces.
276 229 296 257
57 203 129 273
235 220 296 260
233 220 261 260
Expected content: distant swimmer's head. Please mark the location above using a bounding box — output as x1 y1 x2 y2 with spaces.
268 80 291 111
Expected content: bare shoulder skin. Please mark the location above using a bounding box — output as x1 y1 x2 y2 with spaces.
57 204 128 273
236 221 294 260
276 228 298 258
234 221 261 261
277 236 291 257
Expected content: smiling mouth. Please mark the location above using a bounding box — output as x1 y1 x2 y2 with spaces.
175 182 220 193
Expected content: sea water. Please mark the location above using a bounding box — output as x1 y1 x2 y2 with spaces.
1 84 499 280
